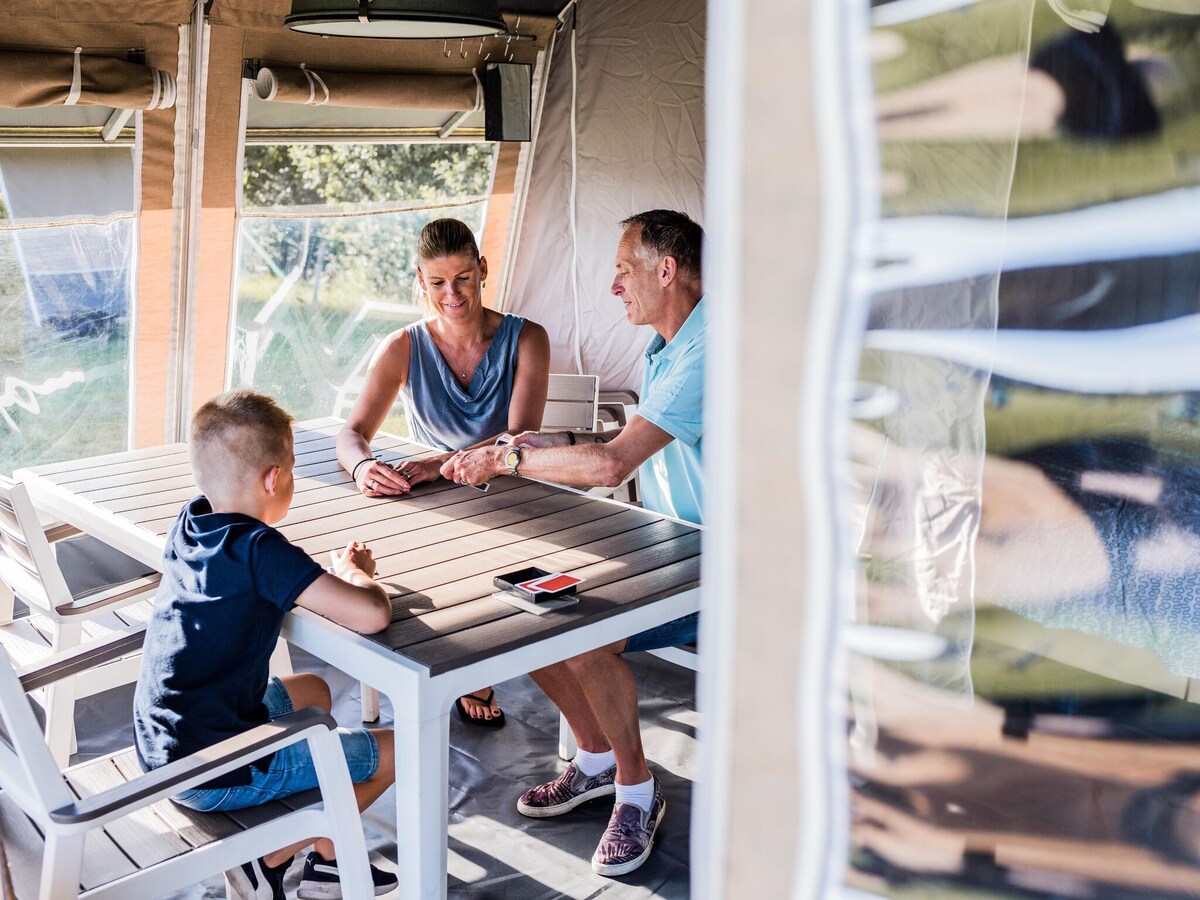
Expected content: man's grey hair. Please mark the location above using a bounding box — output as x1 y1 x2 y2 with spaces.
619 209 704 284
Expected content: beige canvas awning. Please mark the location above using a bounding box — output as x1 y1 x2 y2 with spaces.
0 49 176 110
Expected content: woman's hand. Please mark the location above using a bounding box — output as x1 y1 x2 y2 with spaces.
390 456 444 488
356 459 412 497
511 430 571 449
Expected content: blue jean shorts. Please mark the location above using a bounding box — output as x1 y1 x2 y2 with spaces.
173 676 379 812
623 612 699 654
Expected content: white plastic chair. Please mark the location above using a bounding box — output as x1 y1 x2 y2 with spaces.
543 374 639 504
0 628 373 899
0 475 160 766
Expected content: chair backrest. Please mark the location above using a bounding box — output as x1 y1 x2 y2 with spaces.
543 374 600 432
0 645 74 824
0 477 72 616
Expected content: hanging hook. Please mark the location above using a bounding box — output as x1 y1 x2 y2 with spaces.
442 40 451 58
479 37 491 61
459 37 467 59
502 14 519 60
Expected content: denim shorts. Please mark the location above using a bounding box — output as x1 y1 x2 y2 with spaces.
173 676 380 812
623 612 699 654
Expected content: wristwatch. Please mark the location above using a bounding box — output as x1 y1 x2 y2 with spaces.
503 445 523 477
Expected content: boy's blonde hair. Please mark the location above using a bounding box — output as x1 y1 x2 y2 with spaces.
190 390 293 496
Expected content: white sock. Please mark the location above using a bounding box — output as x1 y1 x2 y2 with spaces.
615 775 656 812
574 747 615 777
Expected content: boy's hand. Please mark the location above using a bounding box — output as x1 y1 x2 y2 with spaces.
332 540 377 579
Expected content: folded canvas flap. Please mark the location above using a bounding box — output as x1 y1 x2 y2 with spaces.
251 64 480 110
0 49 176 110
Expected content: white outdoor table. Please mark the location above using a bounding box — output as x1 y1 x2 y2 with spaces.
17 418 702 900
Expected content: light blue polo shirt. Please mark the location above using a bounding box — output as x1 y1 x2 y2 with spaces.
635 297 706 526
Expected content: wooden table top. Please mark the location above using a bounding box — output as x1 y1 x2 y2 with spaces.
21 420 703 676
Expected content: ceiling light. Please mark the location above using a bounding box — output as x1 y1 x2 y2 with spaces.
285 0 507 39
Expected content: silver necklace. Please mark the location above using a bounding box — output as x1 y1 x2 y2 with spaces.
443 335 485 380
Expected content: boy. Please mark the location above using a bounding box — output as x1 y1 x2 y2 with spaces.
133 390 397 899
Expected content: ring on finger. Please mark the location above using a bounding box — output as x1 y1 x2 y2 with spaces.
368 479 377 490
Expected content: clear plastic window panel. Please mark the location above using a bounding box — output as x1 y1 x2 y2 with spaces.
846 0 1200 896
0 147 136 476
231 143 496 435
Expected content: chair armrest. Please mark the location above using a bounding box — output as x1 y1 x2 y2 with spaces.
61 572 162 616
18 625 148 693
42 521 82 543
49 707 337 825
598 390 639 406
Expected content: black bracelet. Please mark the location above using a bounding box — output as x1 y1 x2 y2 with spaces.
351 457 375 482
566 431 577 445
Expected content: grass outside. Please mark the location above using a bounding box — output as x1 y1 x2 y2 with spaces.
233 272 423 429
882 107 1200 219
0 335 130 478
0 272 421 476
0 229 131 476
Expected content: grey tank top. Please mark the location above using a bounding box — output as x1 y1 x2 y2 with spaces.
401 314 526 451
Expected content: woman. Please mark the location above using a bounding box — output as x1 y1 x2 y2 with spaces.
338 218 551 727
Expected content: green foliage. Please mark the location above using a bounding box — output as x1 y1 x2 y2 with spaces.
239 143 495 308
242 143 494 209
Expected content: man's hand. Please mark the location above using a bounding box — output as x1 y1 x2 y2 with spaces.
511 430 572 449
332 540 376 578
440 446 505 486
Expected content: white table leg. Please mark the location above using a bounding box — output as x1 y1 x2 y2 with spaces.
268 637 293 677
558 711 577 761
394 694 451 900
0 578 13 626
361 683 380 723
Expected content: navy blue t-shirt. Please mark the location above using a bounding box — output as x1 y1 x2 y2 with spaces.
134 496 323 787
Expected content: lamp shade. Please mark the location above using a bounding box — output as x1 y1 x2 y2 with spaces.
285 0 507 39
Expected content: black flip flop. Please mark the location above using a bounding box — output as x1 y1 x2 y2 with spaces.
455 689 506 728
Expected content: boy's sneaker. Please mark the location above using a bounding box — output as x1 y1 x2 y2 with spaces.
297 851 399 898
591 778 667 877
516 761 617 818
224 854 292 900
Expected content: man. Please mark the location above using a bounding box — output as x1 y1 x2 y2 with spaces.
442 209 705 877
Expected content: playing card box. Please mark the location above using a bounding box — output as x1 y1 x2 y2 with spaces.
493 567 584 602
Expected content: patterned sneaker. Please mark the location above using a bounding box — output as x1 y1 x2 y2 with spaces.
516 762 617 818
591 778 667 877
224 854 291 900
297 851 399 898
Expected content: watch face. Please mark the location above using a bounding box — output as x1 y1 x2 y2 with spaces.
504 448 521 469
